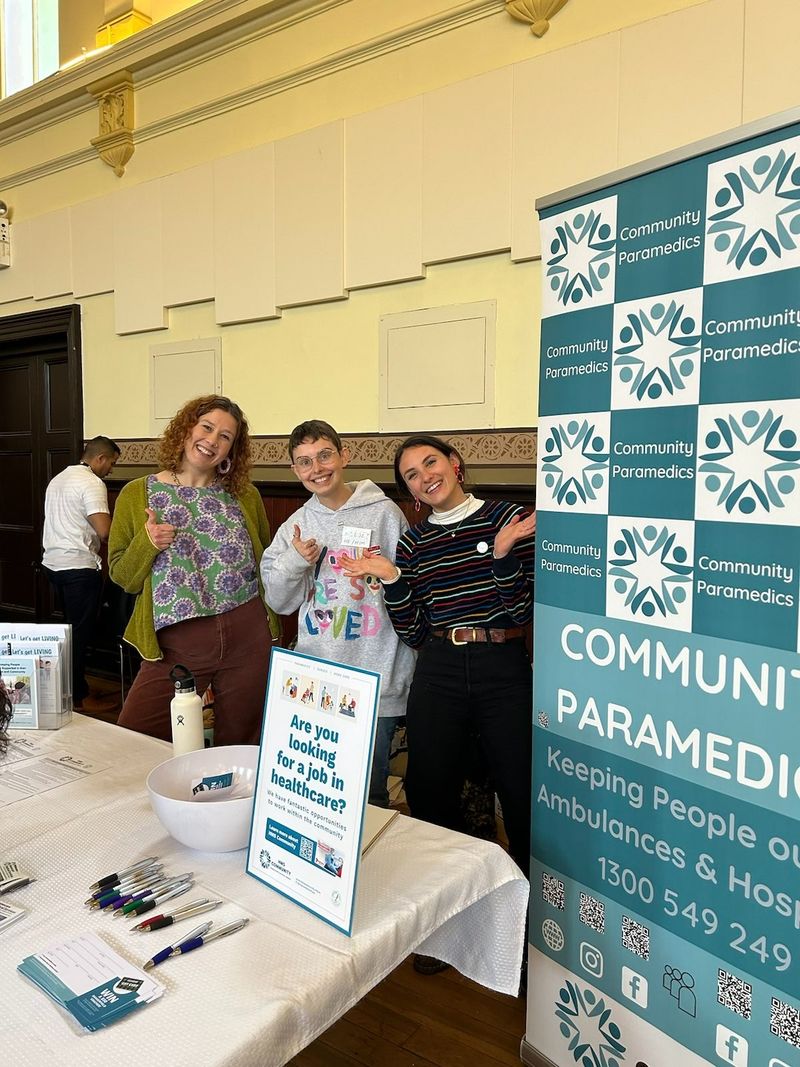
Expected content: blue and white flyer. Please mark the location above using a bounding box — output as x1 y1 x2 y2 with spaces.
0 657 38 730
246 648 380 935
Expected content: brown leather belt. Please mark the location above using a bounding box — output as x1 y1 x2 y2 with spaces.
432 627 525 645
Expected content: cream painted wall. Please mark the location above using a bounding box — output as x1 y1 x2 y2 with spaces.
0 0 779 440
80 252 539 438
59 0 104 66
5 0 710 216
57 0 202 67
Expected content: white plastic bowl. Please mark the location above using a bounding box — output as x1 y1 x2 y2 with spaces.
146 745 259 852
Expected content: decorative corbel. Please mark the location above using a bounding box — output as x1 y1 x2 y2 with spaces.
87 71 135 177
505 0 571 38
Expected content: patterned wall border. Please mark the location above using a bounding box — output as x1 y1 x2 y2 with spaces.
117 428 538 469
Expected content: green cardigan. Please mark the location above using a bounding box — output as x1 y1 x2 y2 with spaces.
109 477 280 661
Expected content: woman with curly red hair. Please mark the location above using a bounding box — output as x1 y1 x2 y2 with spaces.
109 396 279 744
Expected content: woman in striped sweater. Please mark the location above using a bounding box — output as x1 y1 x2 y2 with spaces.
340 434 536 877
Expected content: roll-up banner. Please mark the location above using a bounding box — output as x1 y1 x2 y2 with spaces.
525 108 800 1067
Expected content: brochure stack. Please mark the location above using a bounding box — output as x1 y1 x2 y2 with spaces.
0 623 72 730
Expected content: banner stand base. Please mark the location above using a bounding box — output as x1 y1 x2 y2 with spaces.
519 1037 556 1067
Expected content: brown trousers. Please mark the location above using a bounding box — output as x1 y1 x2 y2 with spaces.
118 597 272 745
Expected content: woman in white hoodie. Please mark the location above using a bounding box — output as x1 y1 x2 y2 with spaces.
260 420 415 807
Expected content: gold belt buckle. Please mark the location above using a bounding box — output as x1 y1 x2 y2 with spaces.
450 627 470 645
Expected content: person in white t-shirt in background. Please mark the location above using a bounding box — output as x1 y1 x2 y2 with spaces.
42 436 120 709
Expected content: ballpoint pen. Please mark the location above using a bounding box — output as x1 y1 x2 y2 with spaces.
103 878 176 912
86 865 165 905
0 876 35 895
118 880 194 918
98 885 167 912
314 547 327 579
170 918 250 957
113 877 192 917
98 871 175 905
142 921 213 970
89 870 168 909
134 898 224 932
91 862 163 894
111 879 187 918
88 857 159 893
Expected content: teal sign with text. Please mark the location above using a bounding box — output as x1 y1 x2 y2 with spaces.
532 118 800 1067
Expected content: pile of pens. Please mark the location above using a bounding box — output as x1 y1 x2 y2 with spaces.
85 856 195 920
85 856 249 970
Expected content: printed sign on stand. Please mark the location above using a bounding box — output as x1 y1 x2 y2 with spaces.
246 648 380 935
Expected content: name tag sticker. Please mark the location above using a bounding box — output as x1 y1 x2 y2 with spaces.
341 526 372 549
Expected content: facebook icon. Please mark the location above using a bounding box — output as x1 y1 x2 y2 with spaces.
715 1024 748 1066
621 967 648 1008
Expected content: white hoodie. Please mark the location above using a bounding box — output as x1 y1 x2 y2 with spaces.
261 481 415 717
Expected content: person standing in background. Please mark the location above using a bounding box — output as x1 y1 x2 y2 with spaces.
42 436 120 710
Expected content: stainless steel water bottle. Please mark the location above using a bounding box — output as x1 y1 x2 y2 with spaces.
169 664 204 756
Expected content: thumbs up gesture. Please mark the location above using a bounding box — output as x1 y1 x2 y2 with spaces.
145 506 176 551
291 524 323 564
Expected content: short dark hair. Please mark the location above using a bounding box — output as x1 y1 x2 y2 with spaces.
288 420 343 460
83 436 120 461
393 434 466 496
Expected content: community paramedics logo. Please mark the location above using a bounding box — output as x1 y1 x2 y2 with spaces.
705 138 800 282
555 979 626 1067
607 521 693 630
698 407 800 519
612 293 701 408
543 197 617 314
540 418 610 510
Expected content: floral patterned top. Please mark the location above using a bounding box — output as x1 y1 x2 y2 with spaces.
147 476 259 630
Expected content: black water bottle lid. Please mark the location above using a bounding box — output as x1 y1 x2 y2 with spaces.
169 664 196 693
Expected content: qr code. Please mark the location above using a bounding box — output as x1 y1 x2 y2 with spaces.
717 969 752 1019
579 892 605 933
621 915 650 960
771 996 800 1048
299 837 314 862
542 873 565 910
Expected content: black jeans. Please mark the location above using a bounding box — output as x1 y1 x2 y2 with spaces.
44 567 102 703
404 636 533 875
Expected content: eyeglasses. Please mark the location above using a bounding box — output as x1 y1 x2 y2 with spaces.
292 448 338 471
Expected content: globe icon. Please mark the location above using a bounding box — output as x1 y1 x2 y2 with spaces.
542 919 565 952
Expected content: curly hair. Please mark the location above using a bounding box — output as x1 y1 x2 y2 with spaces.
158 395 253 498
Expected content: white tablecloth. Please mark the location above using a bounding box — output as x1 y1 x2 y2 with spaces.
0 716 529 1067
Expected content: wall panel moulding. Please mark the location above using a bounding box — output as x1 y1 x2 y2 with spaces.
116 429 539 476
505 0 571 37
87 71 135 176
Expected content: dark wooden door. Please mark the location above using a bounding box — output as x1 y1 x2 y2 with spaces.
0 306 83 622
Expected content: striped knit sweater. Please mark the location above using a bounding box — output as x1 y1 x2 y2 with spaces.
382 499 535 649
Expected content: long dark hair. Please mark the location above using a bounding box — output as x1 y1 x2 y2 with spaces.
392 434 466 498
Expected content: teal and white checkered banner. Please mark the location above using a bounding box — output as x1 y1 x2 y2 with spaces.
528 117 800 1067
